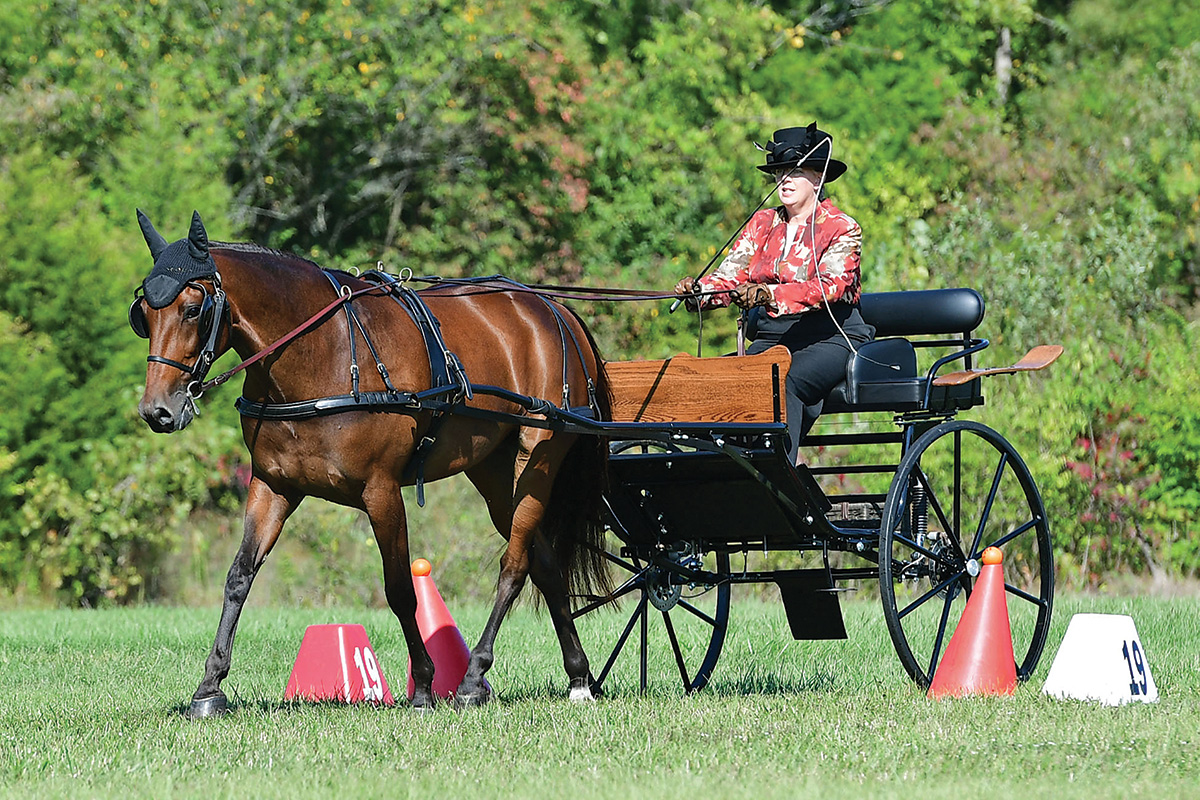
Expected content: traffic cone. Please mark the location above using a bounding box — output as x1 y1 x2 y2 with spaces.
405 558 485 699
928 546 1018 699
284 623 395 705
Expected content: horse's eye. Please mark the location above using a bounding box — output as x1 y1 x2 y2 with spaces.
182 305 202 321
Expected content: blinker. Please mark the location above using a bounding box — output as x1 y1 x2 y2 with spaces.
129 281 221 342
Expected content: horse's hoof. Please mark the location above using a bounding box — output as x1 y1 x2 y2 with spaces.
453 690 491 710
569 685 597 702
186 694 229 719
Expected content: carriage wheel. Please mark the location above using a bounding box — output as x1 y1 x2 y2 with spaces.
574 545 730 694
878 419 1053 688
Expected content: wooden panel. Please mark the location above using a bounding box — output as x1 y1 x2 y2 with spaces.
604 345 791 423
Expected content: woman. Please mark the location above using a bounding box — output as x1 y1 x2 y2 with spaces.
674 122 874 461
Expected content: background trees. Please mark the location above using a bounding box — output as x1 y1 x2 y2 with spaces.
1 0 1196 604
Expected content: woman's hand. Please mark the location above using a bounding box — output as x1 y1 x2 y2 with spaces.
730 283 772 309
674 277 701 311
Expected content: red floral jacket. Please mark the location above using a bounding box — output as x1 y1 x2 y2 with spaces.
697 199 863 317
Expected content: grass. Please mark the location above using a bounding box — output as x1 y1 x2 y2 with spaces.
1 594 1198 799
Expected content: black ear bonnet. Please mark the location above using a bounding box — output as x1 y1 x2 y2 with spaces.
136 209 219 309
129 210 225 343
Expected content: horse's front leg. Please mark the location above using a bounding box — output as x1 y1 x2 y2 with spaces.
188 477 298 719
362 479 435 710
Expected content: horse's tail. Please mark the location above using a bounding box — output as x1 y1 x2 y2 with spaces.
543 314 613 608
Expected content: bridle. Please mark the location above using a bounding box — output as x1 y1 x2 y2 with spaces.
129 274 229 405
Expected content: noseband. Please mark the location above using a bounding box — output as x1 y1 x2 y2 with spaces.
129 275 228 403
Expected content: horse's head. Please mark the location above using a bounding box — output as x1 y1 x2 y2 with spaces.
130 210 229 433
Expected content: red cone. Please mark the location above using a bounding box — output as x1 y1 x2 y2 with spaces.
928 546 1018 699
284 624 394 705
405 558 484 699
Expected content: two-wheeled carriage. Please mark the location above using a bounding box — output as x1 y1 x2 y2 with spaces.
130 212 1058 708
573 288 1062 691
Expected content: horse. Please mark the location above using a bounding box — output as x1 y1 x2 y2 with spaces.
129 210 611 717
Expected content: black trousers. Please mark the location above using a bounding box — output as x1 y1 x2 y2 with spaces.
746 305 874 461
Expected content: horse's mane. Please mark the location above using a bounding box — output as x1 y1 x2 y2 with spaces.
211 240 327 272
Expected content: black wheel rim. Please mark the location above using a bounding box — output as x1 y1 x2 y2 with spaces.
879 420 1054 688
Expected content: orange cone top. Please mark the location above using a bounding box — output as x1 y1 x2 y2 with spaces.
982 547 1003 565
411 558 432 577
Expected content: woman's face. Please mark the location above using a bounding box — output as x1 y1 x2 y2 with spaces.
774 167 821 208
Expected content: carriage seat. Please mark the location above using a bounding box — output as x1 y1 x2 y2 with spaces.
749 288 986 414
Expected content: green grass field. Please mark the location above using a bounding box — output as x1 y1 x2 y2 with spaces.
1 594 1197 799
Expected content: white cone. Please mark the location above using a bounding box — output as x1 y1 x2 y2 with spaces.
1042 613 1158 706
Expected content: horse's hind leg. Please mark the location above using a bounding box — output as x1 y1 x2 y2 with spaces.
458 434 590 705
362 478 436 710
189 477 298 718
526 536 596 701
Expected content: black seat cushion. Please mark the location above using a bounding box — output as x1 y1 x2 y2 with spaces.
825 339 921 413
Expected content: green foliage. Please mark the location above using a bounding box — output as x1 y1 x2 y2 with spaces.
2 425 248 606
0 146 145 486
2 0 1200 605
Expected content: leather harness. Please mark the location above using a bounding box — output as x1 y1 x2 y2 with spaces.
233 271 600 505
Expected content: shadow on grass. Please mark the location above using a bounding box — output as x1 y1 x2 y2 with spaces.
168 665 848 717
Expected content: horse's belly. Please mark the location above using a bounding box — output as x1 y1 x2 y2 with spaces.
241 411 510 500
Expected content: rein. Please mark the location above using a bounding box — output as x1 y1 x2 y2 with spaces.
196 272 723 397
197 282 388 395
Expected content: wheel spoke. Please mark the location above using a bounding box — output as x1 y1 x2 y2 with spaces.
970 451 1009 557
897 569 967 620
913 465 967 563
596 593 647 687
1005 582 1049 608
662 611 692 689
987 516 1041 551
890 532 958 569
639 595 649 691
600 547 641 575
677 596 721 627
571 578 642 619
927 591 957 678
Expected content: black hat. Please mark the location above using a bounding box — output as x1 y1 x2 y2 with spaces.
757 122 847 183
136 209 219 308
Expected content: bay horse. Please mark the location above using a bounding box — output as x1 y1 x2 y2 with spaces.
130 211 610 717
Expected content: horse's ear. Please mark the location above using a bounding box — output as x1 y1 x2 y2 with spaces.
187 210 210 257
137 209 168 261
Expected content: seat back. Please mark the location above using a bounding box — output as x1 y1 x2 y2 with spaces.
745 289 986 414
745 288 985 341
859 288 984 337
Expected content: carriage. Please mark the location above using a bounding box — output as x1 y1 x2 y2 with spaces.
571 288 1061 692
130 213 1061 713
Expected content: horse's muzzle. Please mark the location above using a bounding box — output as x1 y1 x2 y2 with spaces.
138 394 195 433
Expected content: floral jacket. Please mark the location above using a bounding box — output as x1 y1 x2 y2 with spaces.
697 199 862 317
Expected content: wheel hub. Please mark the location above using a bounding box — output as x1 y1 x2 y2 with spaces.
646 567 682 611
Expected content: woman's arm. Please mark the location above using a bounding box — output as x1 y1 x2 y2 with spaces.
694 211 771 308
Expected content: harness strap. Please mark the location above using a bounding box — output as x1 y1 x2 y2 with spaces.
322 271 362 398
362 270 471 401
490 276 600 414
403 409 452 508
200 282 386 393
